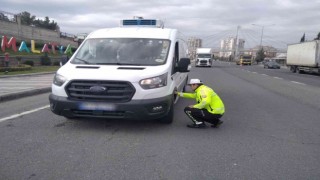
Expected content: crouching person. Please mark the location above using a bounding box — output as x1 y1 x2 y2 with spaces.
175 79 225 128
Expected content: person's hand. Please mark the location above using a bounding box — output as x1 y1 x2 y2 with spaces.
188 105 193 108
175 91 182 96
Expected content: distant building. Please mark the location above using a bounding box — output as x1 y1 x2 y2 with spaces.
211 48 220 59
219 37 245 60
187 37 202 60
249 45 278 60
271 53 287 65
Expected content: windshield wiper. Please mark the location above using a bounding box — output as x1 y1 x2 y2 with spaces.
117 63 144 66
96 62 144 66
75 58 90 64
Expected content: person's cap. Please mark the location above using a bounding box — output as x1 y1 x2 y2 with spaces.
188 79 202 85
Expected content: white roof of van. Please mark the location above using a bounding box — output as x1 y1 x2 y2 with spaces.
87 27 177 39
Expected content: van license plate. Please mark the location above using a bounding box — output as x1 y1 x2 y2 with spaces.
79 103 115 111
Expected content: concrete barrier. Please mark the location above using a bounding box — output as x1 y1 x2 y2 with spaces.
0 20 78 47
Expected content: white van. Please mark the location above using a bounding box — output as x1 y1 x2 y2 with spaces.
49 18 190 123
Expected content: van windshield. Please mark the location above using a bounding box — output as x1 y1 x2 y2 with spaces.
71 38 170 66
198 54 211 58
241 56 252 60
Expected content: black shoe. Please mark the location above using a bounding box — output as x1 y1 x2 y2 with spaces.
187 123 206 128
211 120 223 128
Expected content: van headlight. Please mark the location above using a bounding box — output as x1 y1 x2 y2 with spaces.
139 73 167 89
53 73 67 86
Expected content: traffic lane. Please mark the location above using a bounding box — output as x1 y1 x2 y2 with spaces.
0 105 234 180
0 65 320 179
0 93 50 119
237 64 320 88
190 64 320 177
218 63 320 110
0 74 54 96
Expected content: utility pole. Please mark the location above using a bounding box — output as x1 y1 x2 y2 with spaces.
234 25 240 61
252 24 275 48
259 26 264 48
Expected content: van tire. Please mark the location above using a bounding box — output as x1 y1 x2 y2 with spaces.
182 76 188 92
159 102 174 124
64 115 78 120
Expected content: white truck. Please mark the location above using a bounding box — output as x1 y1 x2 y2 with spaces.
195 48 213 67
287 40 320 74
49 18 191 123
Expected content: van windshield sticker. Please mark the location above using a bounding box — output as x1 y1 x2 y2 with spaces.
155 59 165 63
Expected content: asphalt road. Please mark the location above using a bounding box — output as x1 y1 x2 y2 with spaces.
1 62 320 180
0 73 54 102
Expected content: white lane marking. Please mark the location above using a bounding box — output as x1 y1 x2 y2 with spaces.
252 72 257 74
0 105 50 123
0 87 35 89
290 81 306 85
0 81 52 83
261 74 269 76
273 77 283 80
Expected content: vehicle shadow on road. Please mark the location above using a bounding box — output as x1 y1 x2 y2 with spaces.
52 117 178 133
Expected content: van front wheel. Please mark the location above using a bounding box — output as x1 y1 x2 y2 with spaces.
159 103 174 124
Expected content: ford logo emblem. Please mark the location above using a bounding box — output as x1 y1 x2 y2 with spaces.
89 86 107 94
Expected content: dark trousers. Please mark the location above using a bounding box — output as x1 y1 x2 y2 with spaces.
184 107 222 125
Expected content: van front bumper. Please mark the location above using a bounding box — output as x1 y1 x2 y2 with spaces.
49 94 172 120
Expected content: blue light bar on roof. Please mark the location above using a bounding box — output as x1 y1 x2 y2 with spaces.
120 19 164 28
123 19 157 26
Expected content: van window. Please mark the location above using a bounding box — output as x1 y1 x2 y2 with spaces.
171 42 179 75
72 38 171 66
198 54 211 58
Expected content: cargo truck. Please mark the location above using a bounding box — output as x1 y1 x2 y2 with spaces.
195 48 213 67
236 55 252 65
287 40 320 74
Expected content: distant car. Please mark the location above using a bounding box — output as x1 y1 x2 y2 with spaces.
264 61 281 69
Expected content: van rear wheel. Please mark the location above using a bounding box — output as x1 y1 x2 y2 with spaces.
63 115 78 120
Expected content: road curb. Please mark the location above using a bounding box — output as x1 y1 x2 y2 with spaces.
0 72 56 79
0 87 51 103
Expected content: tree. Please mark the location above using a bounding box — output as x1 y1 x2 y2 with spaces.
315 32 320 40
18 11 58 30
0 13 10 21
20 11 35 25
300 33 305 42
255 48 265 63
48 20 58 30
33 16 58 30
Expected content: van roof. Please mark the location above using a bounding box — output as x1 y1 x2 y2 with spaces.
87 27 177 39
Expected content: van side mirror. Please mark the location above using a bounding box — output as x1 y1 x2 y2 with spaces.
178 58 191 72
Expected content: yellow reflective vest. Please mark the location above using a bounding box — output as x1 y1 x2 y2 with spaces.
178 85 225 114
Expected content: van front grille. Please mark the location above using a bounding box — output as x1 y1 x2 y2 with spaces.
65 80 135 102
72 110 125 118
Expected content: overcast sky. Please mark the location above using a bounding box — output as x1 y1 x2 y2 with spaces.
1 0 320 49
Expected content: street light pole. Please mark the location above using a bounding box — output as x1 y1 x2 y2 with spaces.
234 25 240 61
259 26 264 48
252 24 274 49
